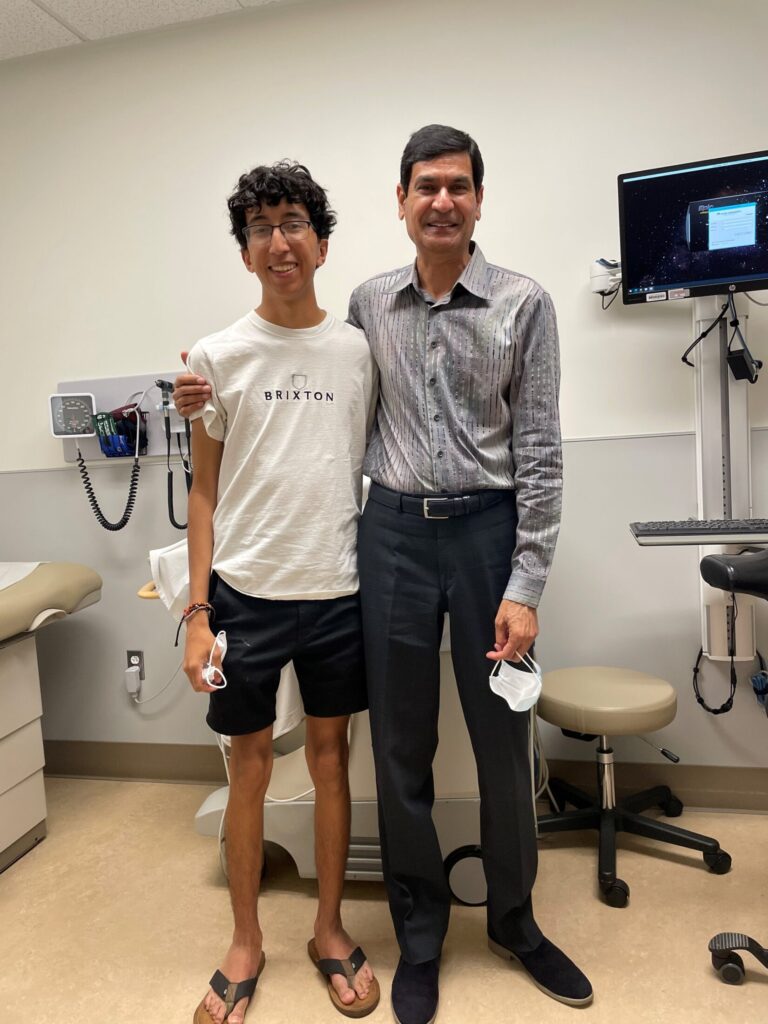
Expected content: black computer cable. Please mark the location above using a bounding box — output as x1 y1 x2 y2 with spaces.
691 574 766 715
692 645 737 715
681 301 729 367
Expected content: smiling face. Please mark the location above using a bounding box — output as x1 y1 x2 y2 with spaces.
240 198 328 311
396 151 483 262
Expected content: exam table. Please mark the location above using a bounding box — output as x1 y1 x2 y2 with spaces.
0 562 102 873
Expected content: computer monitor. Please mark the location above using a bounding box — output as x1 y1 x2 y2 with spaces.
618 150 768 304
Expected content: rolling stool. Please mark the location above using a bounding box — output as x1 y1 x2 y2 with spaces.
536 666 731 907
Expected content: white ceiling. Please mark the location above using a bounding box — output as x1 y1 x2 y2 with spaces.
0 0 310 62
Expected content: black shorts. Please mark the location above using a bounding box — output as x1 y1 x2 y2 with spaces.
205 573 368 736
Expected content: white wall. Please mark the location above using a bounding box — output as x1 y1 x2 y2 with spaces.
1 0 767 770
1 0 767 474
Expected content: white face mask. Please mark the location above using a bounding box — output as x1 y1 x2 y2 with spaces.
202 630 228 689
489 652 542 712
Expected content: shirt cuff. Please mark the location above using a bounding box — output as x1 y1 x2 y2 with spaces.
503 574 545 609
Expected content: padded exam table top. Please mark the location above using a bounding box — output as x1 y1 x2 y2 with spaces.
0 562 102 644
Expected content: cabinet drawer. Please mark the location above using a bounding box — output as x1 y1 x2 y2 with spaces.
0 770 46 854
0 636 42 739
0 719 44 798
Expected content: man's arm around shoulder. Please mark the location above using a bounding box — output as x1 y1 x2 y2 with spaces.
173 349 211 418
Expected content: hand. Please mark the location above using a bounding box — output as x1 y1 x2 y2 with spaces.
486 600 538 662
183 618 221 693
173 349 211 417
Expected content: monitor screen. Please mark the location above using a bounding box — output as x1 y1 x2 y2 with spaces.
618 150 768 304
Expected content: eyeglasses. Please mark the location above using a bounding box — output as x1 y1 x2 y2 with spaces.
243 220 314 245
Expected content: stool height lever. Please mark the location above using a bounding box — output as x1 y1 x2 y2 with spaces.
638 736 680 763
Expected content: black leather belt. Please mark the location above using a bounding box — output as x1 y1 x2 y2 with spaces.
369 482 509 519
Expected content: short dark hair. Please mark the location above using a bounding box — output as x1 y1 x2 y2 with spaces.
399 124 484 194
227 160 337 248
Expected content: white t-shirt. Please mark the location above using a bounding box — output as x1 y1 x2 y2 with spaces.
187 311 377 600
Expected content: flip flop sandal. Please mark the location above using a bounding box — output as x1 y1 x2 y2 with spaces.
307 938 381 1018
193 951 266 1023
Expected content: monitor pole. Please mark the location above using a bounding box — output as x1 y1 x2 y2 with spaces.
693 294 755 661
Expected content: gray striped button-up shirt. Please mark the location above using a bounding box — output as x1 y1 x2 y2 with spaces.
348 243 562 608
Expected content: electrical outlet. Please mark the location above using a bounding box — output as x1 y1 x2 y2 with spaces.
126 650 145 680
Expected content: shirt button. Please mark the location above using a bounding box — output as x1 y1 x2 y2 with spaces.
433 414 440 422
429 377 436 385
437 450 444 458
431 341 437 349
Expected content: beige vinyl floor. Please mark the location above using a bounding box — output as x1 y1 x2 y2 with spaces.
1 777 767 1023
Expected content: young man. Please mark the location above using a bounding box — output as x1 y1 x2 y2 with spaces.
176 128 592 1024
183 161 379 1024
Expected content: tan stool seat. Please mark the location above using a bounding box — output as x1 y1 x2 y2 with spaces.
538 666 677 735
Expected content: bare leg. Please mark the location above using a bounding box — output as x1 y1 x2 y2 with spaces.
201 727 273 1024
305 715 375 1005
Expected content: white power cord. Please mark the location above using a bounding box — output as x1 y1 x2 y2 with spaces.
530 707 555 837
131 659 184 705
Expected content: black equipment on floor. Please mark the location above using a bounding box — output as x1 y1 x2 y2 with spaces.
709 932 768 985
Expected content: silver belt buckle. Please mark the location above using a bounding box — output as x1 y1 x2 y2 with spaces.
423 498 450 519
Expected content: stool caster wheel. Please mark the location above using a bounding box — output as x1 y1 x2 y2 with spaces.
704 849 732 874
600 879 629 908
711 951 745 985
660 796 683 817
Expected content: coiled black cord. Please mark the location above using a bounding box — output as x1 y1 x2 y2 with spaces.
157 378 190 530
692 645 737 715
167 467 187 530
76 449 141 531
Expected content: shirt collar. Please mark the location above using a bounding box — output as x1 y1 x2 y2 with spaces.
384 242 493 300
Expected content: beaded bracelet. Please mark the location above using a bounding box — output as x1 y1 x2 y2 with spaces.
174 602 215 647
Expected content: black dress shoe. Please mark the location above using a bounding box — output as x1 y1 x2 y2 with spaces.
391 956 440 1024
489 936 593 1007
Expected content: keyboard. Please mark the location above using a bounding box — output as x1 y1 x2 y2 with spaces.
630 518 768 546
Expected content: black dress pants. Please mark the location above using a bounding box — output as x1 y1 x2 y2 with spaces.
358 486 543 964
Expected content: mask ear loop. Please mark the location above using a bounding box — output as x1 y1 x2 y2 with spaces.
519 650 541 676
491 651 541 675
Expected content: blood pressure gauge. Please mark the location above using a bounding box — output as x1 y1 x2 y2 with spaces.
49 393 96 438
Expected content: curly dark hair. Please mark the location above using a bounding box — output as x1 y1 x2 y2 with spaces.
400 124 484 194
227 160 337 248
